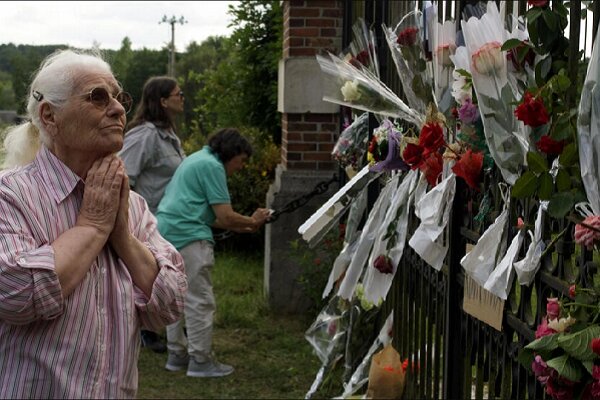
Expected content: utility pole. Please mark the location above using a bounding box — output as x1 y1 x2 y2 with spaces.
159 15 187 77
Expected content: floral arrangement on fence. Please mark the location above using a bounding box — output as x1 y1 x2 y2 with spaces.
367 119 409 173
520 294 600 400
332 112 370 170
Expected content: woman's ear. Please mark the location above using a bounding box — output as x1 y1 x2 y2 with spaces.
160 97 168 108
39 103 57 136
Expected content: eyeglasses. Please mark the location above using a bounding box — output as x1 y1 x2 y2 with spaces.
84 87 133 113
32 87 133 114
168 90 184 99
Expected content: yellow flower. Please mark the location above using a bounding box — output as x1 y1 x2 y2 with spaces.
547 316 576 333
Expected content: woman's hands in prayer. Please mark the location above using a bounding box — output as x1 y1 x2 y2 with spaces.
77 155 124 237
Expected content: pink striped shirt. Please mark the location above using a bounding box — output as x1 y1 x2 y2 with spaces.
0 146 187 398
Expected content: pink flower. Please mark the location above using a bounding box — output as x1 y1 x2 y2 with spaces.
436 43 456 67
546 298 560 320
575 215 600 250
457 99 480 124
472 41 504 75
535 318 557 339
531 355 551 384
529 0 548 6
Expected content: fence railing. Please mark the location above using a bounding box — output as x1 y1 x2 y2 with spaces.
341 1 600 398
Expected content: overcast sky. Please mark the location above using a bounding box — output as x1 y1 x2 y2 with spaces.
0 1 238 51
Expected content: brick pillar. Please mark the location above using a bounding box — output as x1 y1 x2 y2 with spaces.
265 0 344 314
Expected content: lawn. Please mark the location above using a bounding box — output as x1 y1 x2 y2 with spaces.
137 251 324 399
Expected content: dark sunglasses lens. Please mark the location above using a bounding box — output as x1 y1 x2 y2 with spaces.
89 88 110 107
117 92 133 113
179 91 184 97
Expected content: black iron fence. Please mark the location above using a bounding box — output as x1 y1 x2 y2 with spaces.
340 1 600 398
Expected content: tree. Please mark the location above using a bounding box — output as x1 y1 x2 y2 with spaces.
110 37 134 85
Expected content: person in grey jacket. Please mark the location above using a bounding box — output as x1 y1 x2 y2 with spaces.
119 76 186 351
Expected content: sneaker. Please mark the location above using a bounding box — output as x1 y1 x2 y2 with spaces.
186 358 234 378
165 352 190 372
141 330 167 354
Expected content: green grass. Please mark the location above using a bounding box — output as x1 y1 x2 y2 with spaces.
137 251 323 399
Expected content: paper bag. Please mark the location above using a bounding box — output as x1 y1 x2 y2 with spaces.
366 344 405 399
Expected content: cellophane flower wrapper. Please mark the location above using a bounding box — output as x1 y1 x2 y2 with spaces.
323 238 361 300
362 169 420 305
339 311 394 399
514 201 547 286
577 26 600 215
461 1 528 185
483 229 525 300
408 173 456 271
344 18 381 80
305 295 354 399
317 53 424 127
337 174 401 301
460 186 510 287
383 10 436 117
332 112 370 170
427 14 457 113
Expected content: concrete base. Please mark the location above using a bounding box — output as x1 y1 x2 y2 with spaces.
264 164 337 314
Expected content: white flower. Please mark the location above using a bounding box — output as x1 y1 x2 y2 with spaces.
547 316 576 333
341 80 362 102
451 70 471 104
472 41 504 75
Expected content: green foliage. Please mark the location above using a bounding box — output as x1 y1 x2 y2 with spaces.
137 251 323 399
290 224 345 313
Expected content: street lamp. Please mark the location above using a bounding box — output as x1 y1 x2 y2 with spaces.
159 15 187 77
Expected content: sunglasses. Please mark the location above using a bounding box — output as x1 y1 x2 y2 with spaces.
32 87 133 113
168 90 184 99
83 87 133 113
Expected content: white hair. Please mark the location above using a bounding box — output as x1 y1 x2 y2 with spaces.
2 49 113 168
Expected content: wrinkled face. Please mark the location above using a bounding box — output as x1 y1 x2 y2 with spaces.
51 68 127 159
161 85 184 116
225 153 248 176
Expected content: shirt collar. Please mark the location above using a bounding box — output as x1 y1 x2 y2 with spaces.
34 145 83 204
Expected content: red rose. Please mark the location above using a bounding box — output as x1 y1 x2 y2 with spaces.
373 255 394 274
545 374 576 400
528 0 548 6
350 50 370 68
508 41 536 70
420 152 443 187
402 143 425 169
535 318 556 339
419 123 445 154
514 92 549 127
591 338 600 356
536 135 565 155
397 27 418 47
451 149 483 190
568 284 576 299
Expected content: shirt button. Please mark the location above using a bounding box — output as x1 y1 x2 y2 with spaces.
100 344 106 352
100 268 106 274
18 257 25 263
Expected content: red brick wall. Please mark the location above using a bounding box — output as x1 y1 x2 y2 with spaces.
281 0 343 171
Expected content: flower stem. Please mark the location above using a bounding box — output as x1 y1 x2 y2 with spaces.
540 226 569 259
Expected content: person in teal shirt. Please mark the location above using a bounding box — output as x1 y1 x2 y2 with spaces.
157 128 270 378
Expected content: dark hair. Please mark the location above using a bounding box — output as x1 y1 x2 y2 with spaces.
126 76 178 131
207 128 253 163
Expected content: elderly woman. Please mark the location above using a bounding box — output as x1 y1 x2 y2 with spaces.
119 76 186 352
0 49 187 398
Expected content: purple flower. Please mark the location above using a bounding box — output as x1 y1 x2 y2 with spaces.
531 355 551 384
457 99 480 124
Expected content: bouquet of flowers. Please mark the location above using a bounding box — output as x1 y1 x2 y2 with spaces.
316 51 424 128
383 8 435 117
519 296 600 400
426 9 457 113
461 1 529 185
367 119 409 173
332 112 370 170
344 18 380 80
